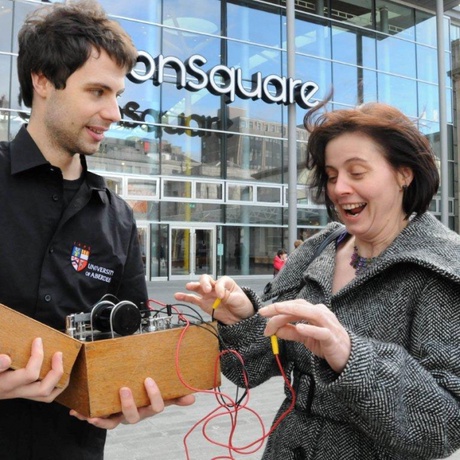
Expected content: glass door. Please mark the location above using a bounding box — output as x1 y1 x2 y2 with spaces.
170 226 215 279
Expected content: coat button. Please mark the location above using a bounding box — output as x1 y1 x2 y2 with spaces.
44 294 52 302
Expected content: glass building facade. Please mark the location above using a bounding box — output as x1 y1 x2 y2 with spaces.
0 0 458 280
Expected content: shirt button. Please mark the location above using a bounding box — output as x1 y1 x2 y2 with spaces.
49 247 54 253
52 194 59 201
44 294 52 302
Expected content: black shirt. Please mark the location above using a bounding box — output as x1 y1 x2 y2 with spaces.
0 126 148 459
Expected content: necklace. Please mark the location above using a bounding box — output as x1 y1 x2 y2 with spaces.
350 246 376 274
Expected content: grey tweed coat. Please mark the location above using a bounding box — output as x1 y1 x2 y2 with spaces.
218 212 460 459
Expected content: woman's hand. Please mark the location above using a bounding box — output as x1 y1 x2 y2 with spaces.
174 275 255 325
259 300 351 373
70 377 195 430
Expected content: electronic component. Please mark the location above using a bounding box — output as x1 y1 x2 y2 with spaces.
65 296 175 341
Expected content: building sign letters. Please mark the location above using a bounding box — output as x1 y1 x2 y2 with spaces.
128 51 320 109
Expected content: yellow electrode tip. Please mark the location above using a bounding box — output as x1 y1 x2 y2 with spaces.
212 298 221 310
271 335 279 355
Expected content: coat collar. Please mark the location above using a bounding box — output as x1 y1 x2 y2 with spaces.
263 214 460 300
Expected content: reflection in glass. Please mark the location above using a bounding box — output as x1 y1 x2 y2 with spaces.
227 2 281 47
228 184 254 202
415 10 436 47
377 36 416 78
150 224 168 278
227 41 282 81
293 17 331 59
163 0 220 36
0 1 12 53
164 180 192 198
99 0 161 23
105 177 123 195
0 55 11 112
196 182 222 200
225 204 282 225
332 26 358 65
377 73 417 117
90 134 160 176
11 1 37 54
332 62 359 106
257 186 281 203
329 0 372 29
161 201 222 222
417 45 438 84
375 1 414 40
126 200 159 221
127 179 158 198
294 54 331 102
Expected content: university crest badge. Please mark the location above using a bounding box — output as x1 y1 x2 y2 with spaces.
71 243 91 272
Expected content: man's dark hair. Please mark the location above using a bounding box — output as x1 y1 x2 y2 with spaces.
304 100 440 220
18 0 138 108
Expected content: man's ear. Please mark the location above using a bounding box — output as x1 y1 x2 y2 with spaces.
31 73 51 98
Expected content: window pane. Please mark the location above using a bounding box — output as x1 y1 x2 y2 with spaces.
377 36 416 78
127 179 158 198
416 45 437 84
0 1 12 53
163 180 192 199
415 11 436 47
161 201 222 222
163 0 220 36
227 41 282 81
0 54 11 110
332 26 358 65
227 2 281 47
228 184 254 201
377 74 417 117
126 200 159 221
375 1 414 40
329 0 373 29
257 186 281 203
196 182 222 200
294 18 331 59
105 177 123 195
333 63 358 106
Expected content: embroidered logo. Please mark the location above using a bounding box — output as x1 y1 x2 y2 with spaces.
71 243 91 272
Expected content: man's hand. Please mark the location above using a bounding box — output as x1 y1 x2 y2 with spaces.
70 377 195 430
0 337 65 402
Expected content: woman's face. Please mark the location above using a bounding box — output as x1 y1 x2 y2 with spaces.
325 132 412 242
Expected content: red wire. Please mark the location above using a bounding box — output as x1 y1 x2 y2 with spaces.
173 313 297 460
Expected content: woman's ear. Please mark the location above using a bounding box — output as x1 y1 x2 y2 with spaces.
398 166 414 188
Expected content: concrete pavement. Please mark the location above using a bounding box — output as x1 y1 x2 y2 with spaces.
104 277 460 460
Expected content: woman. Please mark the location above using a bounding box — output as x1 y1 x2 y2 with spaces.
175 102 460 459
273 248 288 276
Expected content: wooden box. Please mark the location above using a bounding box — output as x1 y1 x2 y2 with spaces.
0 303 221 417
0 303 81 388
56 322 220 417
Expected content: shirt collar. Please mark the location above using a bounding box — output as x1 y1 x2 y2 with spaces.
11 125 110 204
10 125 49 174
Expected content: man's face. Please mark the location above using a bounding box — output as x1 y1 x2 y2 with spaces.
42 48 126 157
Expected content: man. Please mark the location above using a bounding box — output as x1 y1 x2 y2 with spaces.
0 1 193 458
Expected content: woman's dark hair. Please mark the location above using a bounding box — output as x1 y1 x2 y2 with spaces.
304 100 440 220
17 0 138 108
